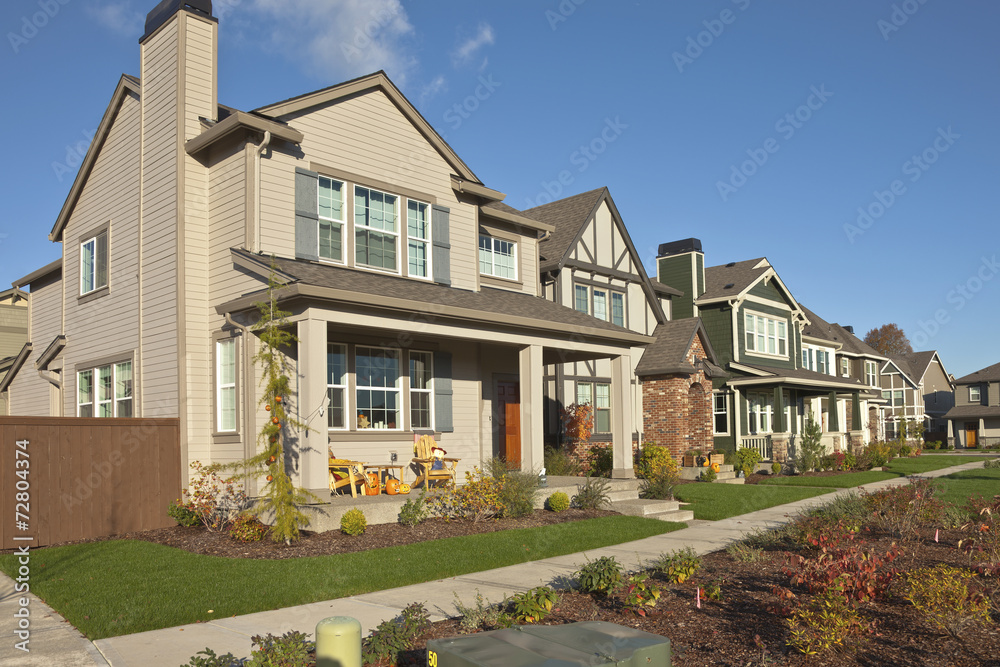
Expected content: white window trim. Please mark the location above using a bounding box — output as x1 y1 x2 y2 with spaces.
969 386 981 402
841 357 850 377
409 350 434 430
216 339 237 433
354 185 401 275
77 360 132 418
865 361 878 387
744 309 788 360
713 392 729 435
406 199 433 281
80 231 108 295
355 345 402 431
479 234 518 280
327 343 349 431
747 391 773 434
317 176 346 265
77 369 93 417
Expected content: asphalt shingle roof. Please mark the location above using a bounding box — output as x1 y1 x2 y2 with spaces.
891 351 937 383
954 362 1000 384
635 319 701 376
700 258 770 301
943 405 1000 419
735 362 865 389
526 187 607 264
799 304 886 358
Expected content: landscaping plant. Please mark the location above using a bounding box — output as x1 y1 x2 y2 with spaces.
786 585 875 655
485 457 541 518
543 445 581 477
171 460 249 532
398 490 431 527
653 547 701 584
797 418 825 472
430 467 506 522
622 573 661 616
509 586 559 623
340 508 367 536
637 445 680 500
575 555 624 594
453 590 509 631
572 476 611 510
588 444 614 478
905 565 991 638
246 631 313 667
958 494 1000 576
735 446 762 478
228 512 270 543
771 460 782 476
546 491 570 512
362 603 431 665
862 478 944 540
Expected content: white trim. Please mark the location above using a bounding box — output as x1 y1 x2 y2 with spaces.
355 345 402 431
216 339 237 432
744 309 788 360
408 350 434 430
405 198 433 281
327 342 349 431
713 391 729 435
353 185 401 275
479 234 518 280
317 176 346 264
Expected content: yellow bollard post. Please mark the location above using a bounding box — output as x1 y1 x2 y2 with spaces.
315 616 361 667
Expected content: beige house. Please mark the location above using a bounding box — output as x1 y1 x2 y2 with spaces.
879 351 953 440
5 0 648 492
0 287 29 415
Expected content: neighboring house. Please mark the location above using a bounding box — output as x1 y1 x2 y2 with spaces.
944 362 1000 449
654 239 868 462
879 351 954 440
5 262 64 418
0 287 30 415
525 188 711 458
4 0 650 491
799 306 887 444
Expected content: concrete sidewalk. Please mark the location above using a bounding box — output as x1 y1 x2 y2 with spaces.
3 459 991 666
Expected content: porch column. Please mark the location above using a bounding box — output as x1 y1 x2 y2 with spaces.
518 344 544 473
297 317 329 496
848 391 864 452
773 387 785 433
947 419 955 448
828 392 840 432
611 353 635 478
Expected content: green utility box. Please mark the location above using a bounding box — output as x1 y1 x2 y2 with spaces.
426 621 670 666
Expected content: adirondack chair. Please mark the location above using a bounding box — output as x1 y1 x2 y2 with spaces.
411 435 458 489
328 458 369 497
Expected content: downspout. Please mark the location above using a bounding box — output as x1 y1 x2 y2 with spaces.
38 370 61 389
253 131 272 252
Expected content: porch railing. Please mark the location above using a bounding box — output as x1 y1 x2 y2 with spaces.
742 435 772 461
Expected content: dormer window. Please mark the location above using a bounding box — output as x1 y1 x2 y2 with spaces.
970 386 981 402
479 235 517 280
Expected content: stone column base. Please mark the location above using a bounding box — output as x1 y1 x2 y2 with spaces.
771 434 790 462
848 431 865 453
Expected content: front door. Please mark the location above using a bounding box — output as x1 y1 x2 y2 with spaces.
497 381 521 468
965 422 978 448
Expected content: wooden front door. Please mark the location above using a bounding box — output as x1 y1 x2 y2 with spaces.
965 422 978 448
497 381 521 468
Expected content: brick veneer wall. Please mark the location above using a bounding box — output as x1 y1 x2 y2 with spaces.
640 333 714 458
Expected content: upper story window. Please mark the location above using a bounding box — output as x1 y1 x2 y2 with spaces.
479 235 517 280
611 293 625 327
745 311 786 357
574 285 589 313
882 389 904 407
407 201 431 279
865 361 878 387
80 230 108 295
593 289 607 320
354 186 399 272
970 386 981 403
318 177 345 262
574 284 626 326
840 358 849 376
78 360 132 417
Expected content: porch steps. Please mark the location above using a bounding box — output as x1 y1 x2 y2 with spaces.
679 464 744 484
610 498 695 523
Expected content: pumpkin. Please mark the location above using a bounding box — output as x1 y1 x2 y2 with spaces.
364 472 381 495
385 478 401 495
711 462 720 473
266 474 273 482
398 483 411 494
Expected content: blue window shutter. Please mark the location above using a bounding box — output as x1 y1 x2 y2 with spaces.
294 167 319 261
431 204 451 286
434 351 453 432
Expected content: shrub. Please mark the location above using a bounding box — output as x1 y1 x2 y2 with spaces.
734 447 762 478
622 573 661 616
843 451 857 470
853 448 874 471
180 648 241 667
905 565 991 637
959 495 1000 576
398 490 431 527
771 461 782 476
246 631 313 667
363 603 431 664
544 445 581 477
984 458 1000 469
726 541 764 563
509 586 559 624
867 441 891 468
797 418 825 472
862 479 943 540
925 440 941 451
430 467 506 522
587 444 614 478
635 445 679 480
786 586 874 655
819 455 835 471
899 444 912 457
784 543 900 604
698 467 717 482
229 513 269 543
546 491 570 512
652 547 701 584
168 500 202 528
830 451 847 471
496 467 541 519
639 471 678 500
340 508 367 536
453 590 508 631
572 476 610 510
173 461 249 532
575 556 624 594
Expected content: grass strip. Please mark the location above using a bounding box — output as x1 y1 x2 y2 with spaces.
930 467 1000 508
758 455 991 488
0 516 682 640
673 483 834 521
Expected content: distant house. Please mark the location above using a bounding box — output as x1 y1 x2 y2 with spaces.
879 352 953 440
944 362 1000 449
0 287 29 415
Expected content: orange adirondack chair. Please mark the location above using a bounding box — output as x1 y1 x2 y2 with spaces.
411 435 458 488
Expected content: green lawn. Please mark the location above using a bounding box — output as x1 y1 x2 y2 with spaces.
0 516 682 640
930 467 1000 508
758 455 991 489
673 483 835 521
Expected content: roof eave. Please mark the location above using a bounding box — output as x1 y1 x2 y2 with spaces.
451 176 504 202
185 112 304 157
479 204 554 233
0 343 32 393
12 259 62 289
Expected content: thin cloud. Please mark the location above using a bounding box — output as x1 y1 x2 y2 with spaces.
419 75 448 105
87 1 145 37
451 23 495 68
248 0 418 84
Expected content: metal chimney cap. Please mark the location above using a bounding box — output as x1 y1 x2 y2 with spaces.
141 0 214 42
657 238 703 257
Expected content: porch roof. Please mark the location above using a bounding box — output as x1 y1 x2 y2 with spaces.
726 362 866 393
222 249 654 347
943 405 1000 420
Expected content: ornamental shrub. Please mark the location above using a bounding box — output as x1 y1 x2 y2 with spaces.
168 500 202 528
797 418 825 472
430 468 506 522
575 555 624 594
544 445 581 476
771 461 783 476
862 478 943 540
546 491 570 512
867 441 891 468
588 444 614 478
635 445 680 481
363 603 431 664
229 513 270 543
398 490 431 527
905 565 991 637
572 476 610 510
735 447 762 478
246 631 313 667
340 508 367 536
653 547 701 583
786 586 874 655
509 586 559 624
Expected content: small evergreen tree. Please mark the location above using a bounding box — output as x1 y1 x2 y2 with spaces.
231 261 320 544
797 417 825 472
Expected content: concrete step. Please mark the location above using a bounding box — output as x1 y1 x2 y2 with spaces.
647 509 695 523
610 498 683 517
607 487 640 502
715 476 746 485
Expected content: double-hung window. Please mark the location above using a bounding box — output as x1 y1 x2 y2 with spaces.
354 186 399 272
407 200 431 278
574 285 589 314
970 386 981 403
327 343 348 429
841 358 850 376
80 230 108 295
576 381 611 433
748 392 773 434
611 293 625 327
318 177 345 262
77 361 132 417
355 347 400 429
865 361 877 386
216 340 236 431
593 290 607 321
816 350 828 375
409 351 433 429
713 393 729 434
479 235 517 279
746 312 787 357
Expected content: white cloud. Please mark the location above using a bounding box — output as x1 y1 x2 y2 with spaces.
247 0 418 84
87 1 145 37
419 75 448 105
451 23 495 68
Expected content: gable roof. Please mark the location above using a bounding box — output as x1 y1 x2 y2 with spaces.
50 75 140 242
254 71 483 186
892 351 947 386
11 259 62 290
799 304 840 346
829 323 886 359
954 361 1000 384
222 249 653 347
880 357 918 386
635 318 723 377
0 343 31 393
699 258 768 301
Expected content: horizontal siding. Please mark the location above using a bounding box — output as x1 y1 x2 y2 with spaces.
9 276 63 416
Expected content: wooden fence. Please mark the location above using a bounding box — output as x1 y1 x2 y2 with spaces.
1 416 180 549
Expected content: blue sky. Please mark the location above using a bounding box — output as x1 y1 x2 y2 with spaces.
1 0 997 378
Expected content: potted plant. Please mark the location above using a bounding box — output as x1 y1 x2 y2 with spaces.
708 451 725 466
683 449 702 468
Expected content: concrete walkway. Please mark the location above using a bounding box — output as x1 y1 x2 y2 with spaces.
2 459 990 666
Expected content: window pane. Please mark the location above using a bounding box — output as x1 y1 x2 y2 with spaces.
356 347 400 429
81 239 95 293
411 392 431 429
611 293 624 327
327 344 346 385
574 286 589 313
479 235 492 274
409 351 432 390
78 370 93 416
596 408 611 433
318 177 344 220
319 219 342 261
479 235 516 279
96 231 108 289
576 382 592 406
98 365 113 418
407 201 429 239
115 362 133 400
595 383 611 408
327 388 344 428
593 290 607 321
219 387 234 430
408 239 427 277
